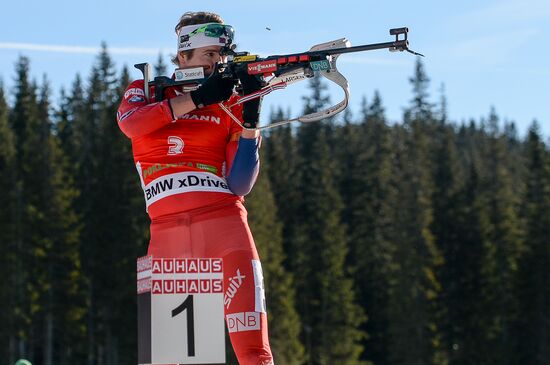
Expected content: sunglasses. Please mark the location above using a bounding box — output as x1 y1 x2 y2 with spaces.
180 23 235 43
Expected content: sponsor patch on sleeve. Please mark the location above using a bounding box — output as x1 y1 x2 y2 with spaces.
226 312 261 333
124 87 145 100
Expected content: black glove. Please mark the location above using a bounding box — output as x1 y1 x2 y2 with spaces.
190 69 236 108
237 70 264 129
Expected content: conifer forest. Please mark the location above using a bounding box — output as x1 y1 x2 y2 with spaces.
0 47 549 365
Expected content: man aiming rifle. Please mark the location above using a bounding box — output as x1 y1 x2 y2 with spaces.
117 11 274 365
118 9 421 364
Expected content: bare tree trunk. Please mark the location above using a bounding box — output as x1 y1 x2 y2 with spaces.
44 310 53 365
87 280 95 365
9 335 16 364
106 328 112 365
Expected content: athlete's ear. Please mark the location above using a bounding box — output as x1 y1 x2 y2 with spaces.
177 51 187 68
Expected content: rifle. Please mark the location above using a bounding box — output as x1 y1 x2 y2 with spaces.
135 27 423 130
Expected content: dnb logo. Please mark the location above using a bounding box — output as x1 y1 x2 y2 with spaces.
226 312 260 333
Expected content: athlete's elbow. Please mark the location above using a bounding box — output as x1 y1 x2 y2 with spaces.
117 108 140 138
118 121 135 138
228 180 254 196
118 117 151 138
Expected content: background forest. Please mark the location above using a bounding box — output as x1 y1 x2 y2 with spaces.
0 47 548 365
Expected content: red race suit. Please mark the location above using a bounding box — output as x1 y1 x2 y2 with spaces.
117 79 273 365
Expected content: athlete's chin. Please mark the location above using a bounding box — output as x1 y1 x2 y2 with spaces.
203 66 215 76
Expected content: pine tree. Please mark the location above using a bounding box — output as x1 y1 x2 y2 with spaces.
71 60 101 365
74 46 147 364
332 105 360 227
437 83 448 124
448 157 491 364
55 88 72 154
476 109 523 365
73 44 123 365
430 123 471 365
292 77 366 365
97 63 146 364
8 56 39 361
515 122 550 364
35 78 86 365
385 60 445 365
0 80 19 362
154 52 168 76
5 60 85 363
264 107 302 263
384 124 442 365
59 74 86 169
407 58 434 122
246 156 305 365
503 120 527 200
346 91 396 365
51 73 92 364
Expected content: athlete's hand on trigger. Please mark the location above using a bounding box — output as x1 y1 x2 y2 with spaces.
190 68 236 108
236 69 265 129
236 69 264 95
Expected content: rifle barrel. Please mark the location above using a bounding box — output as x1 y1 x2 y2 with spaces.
324 40 408 55
267 40 408 61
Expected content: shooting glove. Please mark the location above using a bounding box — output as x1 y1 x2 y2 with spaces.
237 70 265 129
190 70 236 108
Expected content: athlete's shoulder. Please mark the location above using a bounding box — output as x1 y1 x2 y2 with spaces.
121 79 147 103
123 79 145 93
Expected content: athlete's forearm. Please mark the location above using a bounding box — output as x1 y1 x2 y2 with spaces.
226 137 260 196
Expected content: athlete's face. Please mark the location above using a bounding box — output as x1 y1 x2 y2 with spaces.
178 46 226 75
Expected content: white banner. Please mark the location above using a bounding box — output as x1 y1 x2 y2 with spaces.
138 256 225 364
143 172 233 207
